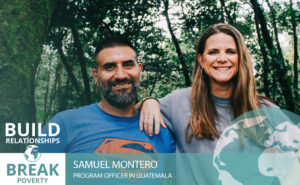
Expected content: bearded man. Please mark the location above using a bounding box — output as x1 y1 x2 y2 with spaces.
38 36 175 153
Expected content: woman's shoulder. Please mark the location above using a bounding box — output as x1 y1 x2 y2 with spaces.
258 96 278 108
168 87 191 98
159 87 191 105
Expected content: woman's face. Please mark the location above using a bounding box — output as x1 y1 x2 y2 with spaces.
198 33 239 87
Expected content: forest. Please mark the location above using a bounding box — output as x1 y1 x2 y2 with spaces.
0 0 299 152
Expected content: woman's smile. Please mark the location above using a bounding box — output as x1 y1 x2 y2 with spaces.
198 32 239 86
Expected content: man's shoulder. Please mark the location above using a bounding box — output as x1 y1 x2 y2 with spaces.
52 103 98 120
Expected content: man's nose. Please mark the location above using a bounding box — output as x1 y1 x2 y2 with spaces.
114 66 127 79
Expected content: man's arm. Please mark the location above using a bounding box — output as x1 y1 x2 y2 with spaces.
37 113 68 153
137 98 166 136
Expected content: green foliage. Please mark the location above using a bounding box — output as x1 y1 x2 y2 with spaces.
33 0 300 120
0 0 56 152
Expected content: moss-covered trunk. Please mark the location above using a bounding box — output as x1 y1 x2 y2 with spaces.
0 0 56 152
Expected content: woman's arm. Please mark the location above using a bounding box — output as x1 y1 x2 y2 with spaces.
136 98 166 136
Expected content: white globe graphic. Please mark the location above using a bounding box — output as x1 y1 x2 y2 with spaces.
24 145 41 162
213 108 300 185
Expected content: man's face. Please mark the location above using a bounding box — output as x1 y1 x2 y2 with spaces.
93 46 142 108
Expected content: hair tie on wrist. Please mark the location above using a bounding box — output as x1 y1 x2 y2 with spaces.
141 97 159 108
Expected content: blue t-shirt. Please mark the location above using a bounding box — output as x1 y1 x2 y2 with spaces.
37 104 175 153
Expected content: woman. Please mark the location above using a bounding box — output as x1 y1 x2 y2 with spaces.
138 23 275 153
138 23 300 185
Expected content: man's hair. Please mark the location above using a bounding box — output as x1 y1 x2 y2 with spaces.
94 35 138 69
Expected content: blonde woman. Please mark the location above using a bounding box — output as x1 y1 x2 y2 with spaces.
138 23 275 152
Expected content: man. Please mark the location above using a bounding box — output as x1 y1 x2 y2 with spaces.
38 36 175 153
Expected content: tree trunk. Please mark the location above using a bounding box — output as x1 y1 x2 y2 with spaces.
70 22 92 104
253 12 270 98
43 56 53 124
290 0 299 107
0 0 57 152
219 0 234 25
53 34 85 105
250 0 295 111
163 0 191 87
47 61 62 119
149 72 159 96
266 0 284 59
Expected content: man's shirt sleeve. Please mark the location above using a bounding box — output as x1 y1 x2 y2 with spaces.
37 112 68 153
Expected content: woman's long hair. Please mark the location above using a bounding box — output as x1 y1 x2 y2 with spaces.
186 23 262 142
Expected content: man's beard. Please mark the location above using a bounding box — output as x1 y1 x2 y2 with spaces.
97 76 139 108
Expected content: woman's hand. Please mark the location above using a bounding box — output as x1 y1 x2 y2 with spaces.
138 99 167 136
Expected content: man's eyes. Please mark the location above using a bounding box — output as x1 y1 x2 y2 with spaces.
102 61 134 70
103 64 115 70
123 62 134 68
208 51 217 54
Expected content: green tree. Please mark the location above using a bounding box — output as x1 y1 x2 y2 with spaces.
0 0 57 152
